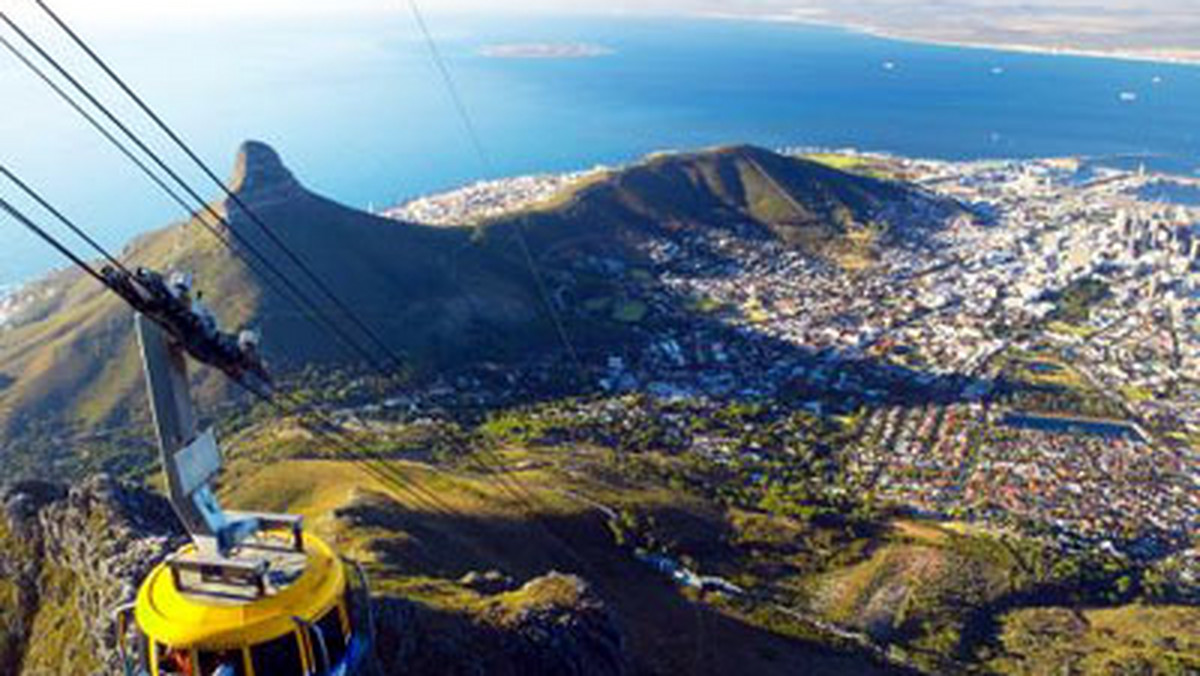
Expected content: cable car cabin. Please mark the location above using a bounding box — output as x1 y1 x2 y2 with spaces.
113 530 375 676
110 312 377 676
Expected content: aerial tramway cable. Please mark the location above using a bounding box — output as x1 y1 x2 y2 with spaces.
0 164 130 276
32 0 408 374
0 12 400 379
0 178 461 519
400 0 607 571
0 7 468 520
0 192 109 287
403 0 585 374
6 0 594 565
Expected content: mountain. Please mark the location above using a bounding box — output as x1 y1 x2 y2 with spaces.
0 142 547 454
480 145 936 265
0 142 935 466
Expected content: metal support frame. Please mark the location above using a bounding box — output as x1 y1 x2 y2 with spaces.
137 314 220 551
136 312 303 567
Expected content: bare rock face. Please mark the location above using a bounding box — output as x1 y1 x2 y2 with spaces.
0 475 183 676
376 572 631 676
486 573 630 676
227 140 304 209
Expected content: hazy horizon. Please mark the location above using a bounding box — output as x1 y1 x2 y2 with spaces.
4 0 1197 57
9 0 1200 25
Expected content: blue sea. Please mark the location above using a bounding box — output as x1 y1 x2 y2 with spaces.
2 11 1199 288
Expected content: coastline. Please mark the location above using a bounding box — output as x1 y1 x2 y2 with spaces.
862 29 1200 69
698 11 1200 68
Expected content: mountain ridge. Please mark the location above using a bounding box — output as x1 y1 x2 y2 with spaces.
0 142 936 469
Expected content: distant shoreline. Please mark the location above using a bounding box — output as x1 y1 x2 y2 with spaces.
865 30 1200 69
701 12 1200 68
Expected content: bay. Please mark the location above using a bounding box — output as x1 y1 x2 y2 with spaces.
1 12 1198 288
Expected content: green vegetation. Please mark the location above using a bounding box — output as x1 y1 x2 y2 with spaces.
443 396 1198 674
2 143 1188 674
990 606 1200 675
802 153 904 181
804 153 873 172
998 348 1126 419
20 563 103 676
689 295 726 315
1120 384 1156 403
489 145 916 276
612 299 649 323
6 391 1192 675
1048 277 1112 325
1045 320 1096 340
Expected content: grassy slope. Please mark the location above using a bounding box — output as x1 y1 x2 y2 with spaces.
991 606 1200 675
0 190 542 448
219 445 899 676
810 522 1029 669
5 410 1193 675
218 436 1200 676
18 562 103 676
0 517 28 674
0 218 258 442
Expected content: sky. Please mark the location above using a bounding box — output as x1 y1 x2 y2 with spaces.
0 0 1195 51
4 0 1191 27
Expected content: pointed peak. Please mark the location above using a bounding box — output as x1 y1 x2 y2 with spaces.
228 140 299 197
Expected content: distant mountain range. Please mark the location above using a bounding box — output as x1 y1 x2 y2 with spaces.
0 142 937 459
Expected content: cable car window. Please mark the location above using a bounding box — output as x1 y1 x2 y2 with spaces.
344 587 360 632
116 608 151 674
314 607 348 667
250 633 304 675
198 648 247 676
157 644 195 676
135 632 151 674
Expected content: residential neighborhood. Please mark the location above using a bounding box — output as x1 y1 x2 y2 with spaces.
376 149 1200 583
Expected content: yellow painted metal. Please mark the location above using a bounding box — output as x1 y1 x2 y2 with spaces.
134 533 346 651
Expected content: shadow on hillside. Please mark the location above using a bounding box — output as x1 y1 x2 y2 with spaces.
392 189 997 419
338 495 911 676
414 284 998 420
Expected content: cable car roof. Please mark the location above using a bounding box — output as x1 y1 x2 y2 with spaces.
135 533 346 649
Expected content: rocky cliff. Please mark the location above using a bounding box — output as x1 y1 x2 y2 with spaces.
376 572 631 676
0 476 182 676
226 140 305 209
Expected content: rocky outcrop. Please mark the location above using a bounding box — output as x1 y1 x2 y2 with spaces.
486 573 630 676
376 572 631 676
0 476 183 676
227 140 304 209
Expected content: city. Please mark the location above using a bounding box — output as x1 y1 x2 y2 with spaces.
378 149 1199 583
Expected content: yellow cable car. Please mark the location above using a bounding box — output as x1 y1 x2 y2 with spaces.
111 311 377 676
114 533 375 676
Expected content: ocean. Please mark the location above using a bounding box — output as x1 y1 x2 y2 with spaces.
2 11 1199 288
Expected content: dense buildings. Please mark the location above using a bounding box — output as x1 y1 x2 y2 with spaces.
382 152 1200 575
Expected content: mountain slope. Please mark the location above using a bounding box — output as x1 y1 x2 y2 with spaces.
479 145 935 264
0 142 546 450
